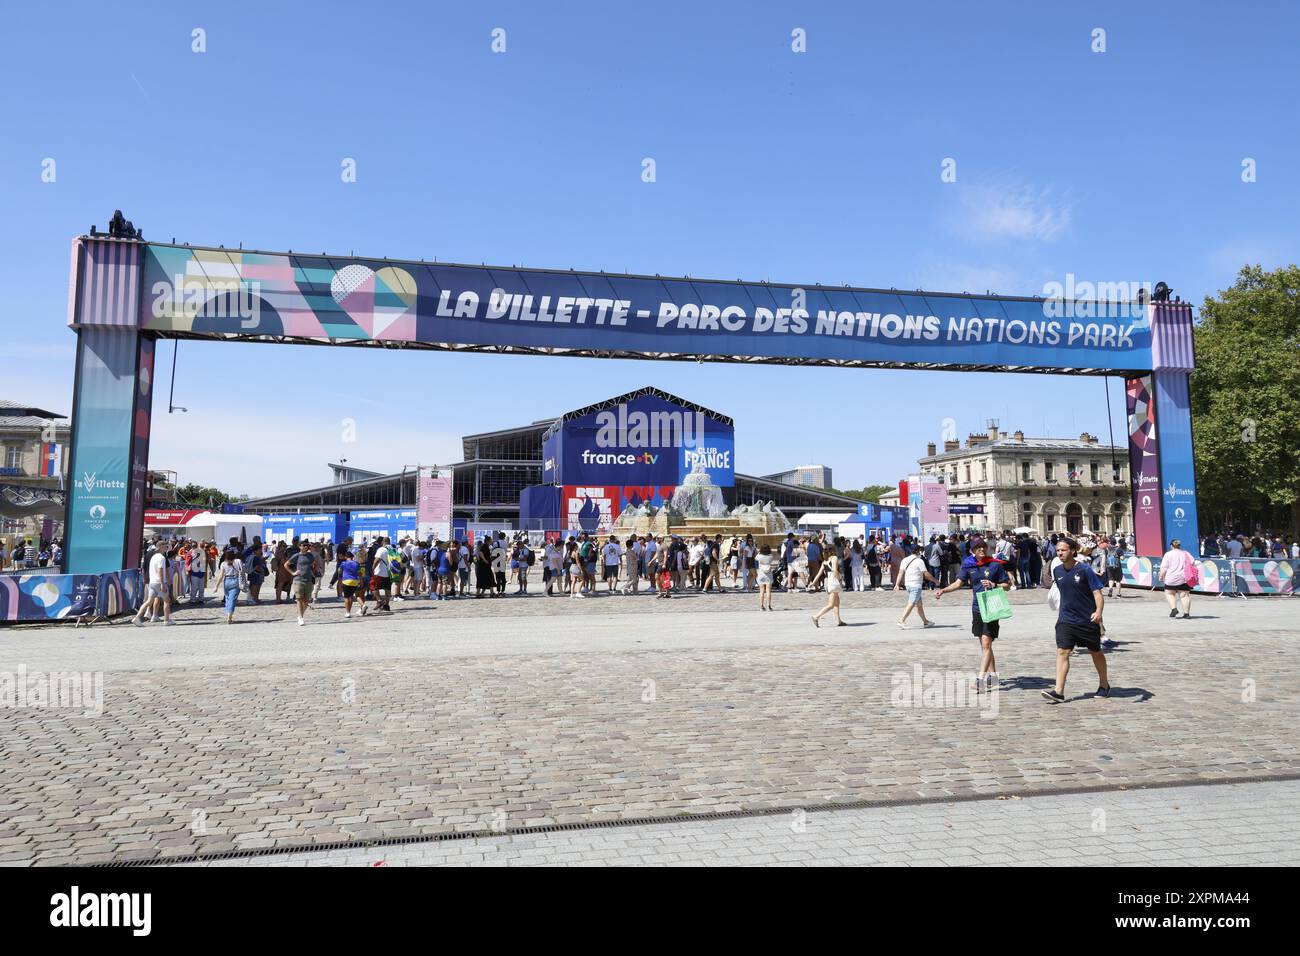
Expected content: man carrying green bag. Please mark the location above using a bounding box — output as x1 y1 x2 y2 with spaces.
935 536 1013 692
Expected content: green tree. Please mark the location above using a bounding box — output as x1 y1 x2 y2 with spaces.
826 484 894 502
1192 265 1300 535
171 483 251 509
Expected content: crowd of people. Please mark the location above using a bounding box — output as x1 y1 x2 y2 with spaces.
125 526 1140 703
0 537 61 570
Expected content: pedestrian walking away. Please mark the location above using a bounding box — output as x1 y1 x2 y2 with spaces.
895 545 937 628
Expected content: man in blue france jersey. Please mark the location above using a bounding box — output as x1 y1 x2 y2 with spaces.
1041 536 1111 703
934 536 1011 692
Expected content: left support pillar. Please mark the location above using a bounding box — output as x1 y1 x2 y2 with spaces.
62 237 154 575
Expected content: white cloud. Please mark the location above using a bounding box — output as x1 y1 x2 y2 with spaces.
952 180 1073 243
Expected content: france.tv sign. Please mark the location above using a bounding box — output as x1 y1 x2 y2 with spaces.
547 395 735 487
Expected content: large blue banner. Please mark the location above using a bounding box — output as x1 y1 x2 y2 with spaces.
140 245 1155 373
64 329 138 575
1154 371 1200 551
544 394 735 487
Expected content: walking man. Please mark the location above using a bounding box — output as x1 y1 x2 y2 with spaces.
289 541 320 626
1041 537 1111 703
934 536 1010 691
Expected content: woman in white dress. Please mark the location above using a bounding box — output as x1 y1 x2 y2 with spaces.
755 544 777 610
810 548 845 627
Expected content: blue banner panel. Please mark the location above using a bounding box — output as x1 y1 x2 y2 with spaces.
140 245 1155 373
347 510 417 543
1153 370 1200 551
519 485 562 533
64 329 139 574
263 513 347 543
549 394 735 487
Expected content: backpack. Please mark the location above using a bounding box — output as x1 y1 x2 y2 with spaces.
525 548 535 566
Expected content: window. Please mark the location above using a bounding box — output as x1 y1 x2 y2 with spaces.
1067 460 1078 481
1090 462 1100 482
964 463 971 484
1091 512 1102 532
980 462 987 482
1044 461 1055 481
1045 513 1055 531
4 445 22 470
1022 461 1032 482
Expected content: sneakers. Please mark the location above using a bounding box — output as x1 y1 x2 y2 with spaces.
1041 690 1065 704
360 605 368 617
131 617 143 628
1169 608 1179 618
923 620 936 629
297 617 304 626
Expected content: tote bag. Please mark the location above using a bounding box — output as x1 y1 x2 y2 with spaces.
976 585 1014 623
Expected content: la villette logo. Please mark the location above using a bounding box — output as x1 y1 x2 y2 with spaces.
81 471 127 494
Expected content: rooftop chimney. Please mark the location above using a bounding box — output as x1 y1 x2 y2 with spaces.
944 439 960 452
926 442 937 457
988 424 1000 441
1013 430 1024 441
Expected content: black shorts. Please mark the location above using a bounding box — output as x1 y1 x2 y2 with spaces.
1165 582 1192 591
1056 622 1102 651
971 613 1000 640
1107 566 1123 582
603 564 619 580
340 583 358 597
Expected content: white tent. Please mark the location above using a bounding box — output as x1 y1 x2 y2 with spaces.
795 512 854 533
184 512 263 545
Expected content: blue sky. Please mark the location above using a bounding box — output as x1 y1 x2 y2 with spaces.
3 0 1295 497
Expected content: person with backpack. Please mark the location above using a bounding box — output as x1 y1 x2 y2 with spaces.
864 535 882 590
925 535 944 589
337 548 367 617
514 538 534 594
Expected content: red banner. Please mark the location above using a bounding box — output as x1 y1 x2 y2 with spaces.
562 485 620 535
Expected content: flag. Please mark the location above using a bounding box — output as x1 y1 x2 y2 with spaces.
39 443 60 477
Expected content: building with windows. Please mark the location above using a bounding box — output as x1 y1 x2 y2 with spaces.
0 401 70 540
880 424 1130 536
244 393 864 527
761 464 833 489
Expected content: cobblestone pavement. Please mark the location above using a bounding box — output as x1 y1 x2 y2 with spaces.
181 778 1300 867
1 589 1296 865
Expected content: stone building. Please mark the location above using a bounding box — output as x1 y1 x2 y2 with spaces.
882 424 1130 536
0 400 70 541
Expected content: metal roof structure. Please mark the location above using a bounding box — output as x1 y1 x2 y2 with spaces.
541 387 733 442
0 400 68 430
